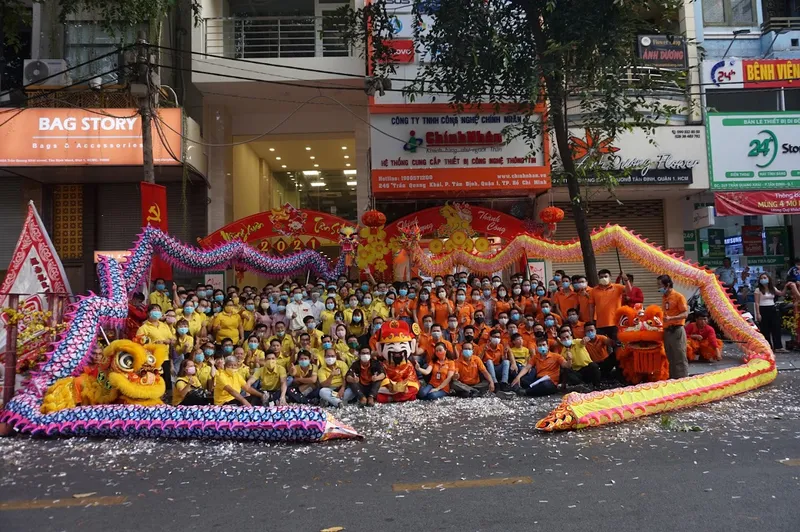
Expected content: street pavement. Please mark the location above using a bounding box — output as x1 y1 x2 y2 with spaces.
1 351 799 532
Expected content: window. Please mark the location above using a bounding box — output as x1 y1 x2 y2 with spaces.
702 0 757 26
64 23 145 85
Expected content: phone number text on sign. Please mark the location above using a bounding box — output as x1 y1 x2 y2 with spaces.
372 169 550 196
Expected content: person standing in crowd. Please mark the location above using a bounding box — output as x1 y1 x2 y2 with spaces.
346 347 385 406
392 283 414 326
479 283 495 325
149 278 172 311
716 257 737 300
620 273 644 307
126 292 148 340
211 297 244 345
589 269 631 346
136 304 175 345
659 274 689 378
308 288 324 322
452 341 494 397
553 275 578 319
571 275 593 323
286 288 312 332
754 273 788 353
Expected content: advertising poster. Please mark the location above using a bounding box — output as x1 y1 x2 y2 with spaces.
765 226 789 261
707 228 726 258
741 225 763 256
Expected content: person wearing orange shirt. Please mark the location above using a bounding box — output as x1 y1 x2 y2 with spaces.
582 321 616 376
685 310 722 362
494 285 513 320
588 269 632 345
418 323 453 364
391 283 414 326
660 274 689 379
412 289 435 324
553 279 579 319
480 328 509 387
565 308 585 338
470 289 485 315
572 274 593 323
452 342 495 397
453 288 474 328
417 343 455 400
510 334 570 396
432 287 454 329
444 315 461 344
536 299 562 327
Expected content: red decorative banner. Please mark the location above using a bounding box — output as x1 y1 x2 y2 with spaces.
741 225 763 256
140 182 172 280
384 203 528 240
715 191 800 216
200 204 356 248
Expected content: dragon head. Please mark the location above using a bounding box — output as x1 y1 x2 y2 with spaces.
104 339 168 402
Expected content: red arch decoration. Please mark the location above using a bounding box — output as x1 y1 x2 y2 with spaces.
200 204 357 250
383 203 530 241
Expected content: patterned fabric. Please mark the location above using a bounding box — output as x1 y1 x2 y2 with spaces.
53 185 83 260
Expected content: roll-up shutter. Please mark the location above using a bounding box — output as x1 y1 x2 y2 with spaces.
0 177 27 268
550 200 665 306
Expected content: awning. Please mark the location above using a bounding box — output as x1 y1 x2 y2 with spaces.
714 191 800 216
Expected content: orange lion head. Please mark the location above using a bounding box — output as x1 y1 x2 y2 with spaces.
616 304 664 348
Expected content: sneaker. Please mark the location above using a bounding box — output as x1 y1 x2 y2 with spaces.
366 396 375 406
496 390 516 400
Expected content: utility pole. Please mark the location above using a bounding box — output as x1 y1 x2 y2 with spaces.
135 31 155 184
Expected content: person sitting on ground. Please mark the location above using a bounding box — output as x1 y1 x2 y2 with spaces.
173 359 210 406
685 310 723 362
452 341 495 397
481 328 510 388
244 334 265 369
557 326 601 389
233 346 251 381
419 323 453 364
444 314 461 344
582 321 616 377
346 347 386 406
246 351 294 405
318 348 353 407
214 355 265 407
565 307 584 338
291 350 319 400
506 333 532 380
510 334 570 396
416 342 456 401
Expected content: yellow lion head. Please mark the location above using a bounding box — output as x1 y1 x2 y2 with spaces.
104 339 168 402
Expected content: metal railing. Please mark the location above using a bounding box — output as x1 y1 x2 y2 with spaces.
620 66 687 96
202 15 351 59
762 17 800 34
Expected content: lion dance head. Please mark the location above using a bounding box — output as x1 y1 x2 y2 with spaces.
615 304 670 384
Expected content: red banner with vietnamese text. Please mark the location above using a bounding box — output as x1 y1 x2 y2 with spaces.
715 191 800 216
140 182 172 280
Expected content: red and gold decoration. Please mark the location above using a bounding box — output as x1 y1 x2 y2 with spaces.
140 182 172 280
1 307 68 373
361 209 387 228
357 210 390 275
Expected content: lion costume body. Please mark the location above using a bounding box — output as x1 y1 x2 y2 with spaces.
615 305 670 385
41 340 169 413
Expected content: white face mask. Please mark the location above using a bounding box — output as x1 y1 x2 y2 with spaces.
360 354 371 363
324 357 336 365
598 276 610 286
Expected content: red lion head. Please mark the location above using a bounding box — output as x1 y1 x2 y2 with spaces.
616 304 664 347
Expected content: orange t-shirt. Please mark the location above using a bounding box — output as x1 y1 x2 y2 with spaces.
414 301 434 322
584 335 610 363
454 303 474 327
428 359 455 391
420 337 453 364
392 297 413 318
575 289 593 322
663 290 688 327
553 290 580 317
494 299 512 319
589 284 626 328
568 320 585 338
432 299 454 328
531 352 566 385
455 356 487 385
480 342 505 364
472 324 492 347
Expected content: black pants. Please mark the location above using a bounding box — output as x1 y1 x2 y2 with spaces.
563 363 601 387
597 326 618 354
758 305 783 350
263 386 309 405
348 381 381 399
224 395 261 406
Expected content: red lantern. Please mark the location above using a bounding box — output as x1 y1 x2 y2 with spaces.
539 206 565 224
361 209 387 228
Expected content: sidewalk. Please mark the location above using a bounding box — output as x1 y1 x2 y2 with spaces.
688 342 800 376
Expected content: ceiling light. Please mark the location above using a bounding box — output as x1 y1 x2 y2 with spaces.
281 165 287 168
275 156 281 160
269 148 275 152
347 180 357 186
302 170 320 176
345 163 351 167
344 155 350 159
310 156 315 160
305 146 311 151
344 169 357 175
310 182 326 187
341 146 347 150
313 164 319 167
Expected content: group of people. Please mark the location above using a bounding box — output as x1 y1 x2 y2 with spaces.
110 267 718 408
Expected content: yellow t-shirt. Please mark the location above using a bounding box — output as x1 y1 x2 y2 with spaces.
174 335 194 356
196 364 212 388
292 364 318 388
510 346 530 366
276 352 294 371
256 364 287 392
237 365 251 381
136 320 175 344
172 375 201 405
562 339 593 370
184 312 206 337
320 310 337 335
149 291 173 311
306 328 323 348
213 311 242 344
241 310 255 331
244 348 265 368
369 301 390 320
213 369 247 405
318 360 349 389
333 341 352 363
268 335 295 356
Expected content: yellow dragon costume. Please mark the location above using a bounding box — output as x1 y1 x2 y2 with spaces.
41 339 169 413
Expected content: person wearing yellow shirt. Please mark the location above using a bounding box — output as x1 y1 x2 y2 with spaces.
331 324 352 362
348 309 368 338
321 297 338 335
149 278 173 311
506 333 531 380
233 346 252 382
136 305 176 345
241 298 256 335
179 300 207 339
214 355 264 406
317 348 354 407
289 351 317 401
296 332 323 367
243 335 265 369
211 299 244 345
342 295 361 322
268 338 295 372
172 359 210 406
247 352 288 405
193 347 215 391
366 294 390 321
267 322 295 357
556 327 601 389
302 316 324 348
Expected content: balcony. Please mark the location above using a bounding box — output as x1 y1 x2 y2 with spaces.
202 15 351 59
762 17 800 35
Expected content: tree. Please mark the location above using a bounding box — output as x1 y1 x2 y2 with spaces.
337 0 684 284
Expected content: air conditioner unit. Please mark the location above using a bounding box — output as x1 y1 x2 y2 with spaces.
23 59 71 86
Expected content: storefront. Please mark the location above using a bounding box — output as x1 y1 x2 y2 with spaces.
0 107 207 293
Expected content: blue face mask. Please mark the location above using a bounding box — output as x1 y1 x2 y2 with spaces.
322 342 333 349
223 345 234 354
553 275 561 282
562 281 571 289
542 307 551 315
277 305 286 312
537 345 549 355
560 338 573 347
353 315 362 323
659 287 668 294
462 349 473 358
294 293 303 301
399 289 408 296
215 295 224 302
326 303 336 310
155 283 165 291
249 342 259 350
184 306 194 315
204 307 212 315
409 293 416 299
363 298 372 306
244 304 253 311
585 331 597 340
149 311 162 320
759 278 769 285
177 327 189 335
536 289 546 297
194 354 205 363
510 313 520 321
204 349 214 357
544 318 555 327
197 290 206 298
299 359 310 368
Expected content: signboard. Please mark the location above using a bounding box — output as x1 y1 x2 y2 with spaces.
707 112 800 190
637 35 687 69
370 112 550 197
382 39 415 64
765 226 789 260
205 272 225 291
741 225 763 256
683 230 698 262
715 190 800 215
526 259 547 284
383 203 528 240
0 108 182 166
200 204 356 248
554 126 704 185
707 228 726 258
693 206 715 229
702 58 800 90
